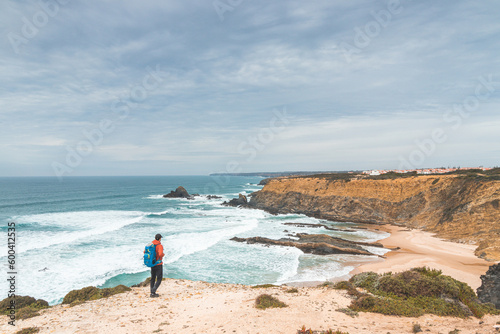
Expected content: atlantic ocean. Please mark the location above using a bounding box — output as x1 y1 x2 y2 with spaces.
0 176 388 305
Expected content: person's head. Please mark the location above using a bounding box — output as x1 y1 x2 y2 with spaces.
155 233 162 241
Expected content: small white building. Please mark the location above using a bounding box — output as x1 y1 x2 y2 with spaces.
369 170 381 176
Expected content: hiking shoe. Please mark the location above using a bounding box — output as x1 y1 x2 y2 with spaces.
150 293 159 298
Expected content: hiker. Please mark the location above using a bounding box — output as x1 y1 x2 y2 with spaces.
149 233 164 297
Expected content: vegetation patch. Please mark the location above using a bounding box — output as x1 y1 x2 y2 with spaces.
251 284 279 289
62 284 131 305
255 294 287 309
15 327 40 334
412 323 422 333
297 326 349 334
446 167 500 181
336 307 358 317
0 296 49 320
286 287 299 293
331 280 363 297
347 267 500 318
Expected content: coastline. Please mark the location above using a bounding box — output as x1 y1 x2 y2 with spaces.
3 223 499 333
348 224 493 290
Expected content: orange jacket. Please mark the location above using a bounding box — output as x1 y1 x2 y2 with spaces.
152 239 164 265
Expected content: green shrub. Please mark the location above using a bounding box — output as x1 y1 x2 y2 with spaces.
297 327 349 334
252 284 279 289
332 281 363 297
336 307 358 317
62 285 131 304
15 327 40 334
348 268 500 318
412 323 422 333
350 295 424 317
0 296 48 315
255 294 287 309
16 308 41 320
349 271 379 290
286 288 299 293
413 266 442 277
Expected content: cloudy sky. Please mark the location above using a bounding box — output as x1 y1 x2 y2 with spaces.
1 0 499 177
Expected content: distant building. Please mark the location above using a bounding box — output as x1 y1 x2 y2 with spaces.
362 166 492 176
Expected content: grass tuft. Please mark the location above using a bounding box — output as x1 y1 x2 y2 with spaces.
255 294 287 309
297 326 349 334
286 288 299 293
252 284 279 289
15 328 40 334
336 307 358 317
62 284 131 305
0 296 49 320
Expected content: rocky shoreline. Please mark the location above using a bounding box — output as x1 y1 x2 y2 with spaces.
243 174 500 260
230 233 384 256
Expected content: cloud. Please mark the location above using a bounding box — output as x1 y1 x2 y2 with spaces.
0 0 499 176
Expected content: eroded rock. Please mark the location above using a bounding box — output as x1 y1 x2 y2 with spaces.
230 234 380 256
477 263 500 308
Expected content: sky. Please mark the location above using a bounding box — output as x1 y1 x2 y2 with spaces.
1 0 499 177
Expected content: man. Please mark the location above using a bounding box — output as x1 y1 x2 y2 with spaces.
150 233 164 297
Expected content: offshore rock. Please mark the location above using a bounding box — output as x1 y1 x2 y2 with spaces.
163 186 191 198
206 195 222 199
223 193 248 207
477 263 500 308
248 174 500 260
230 233 380 256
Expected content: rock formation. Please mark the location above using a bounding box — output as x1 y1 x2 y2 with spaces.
206 195 222 199
163 186 191 198
231 233 382 256
223 193 248 207
283 222 358 232
477 263 500 308
248 174 500 260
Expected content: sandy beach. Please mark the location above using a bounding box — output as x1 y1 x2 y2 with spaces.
350 225 493 290
2 225 499 334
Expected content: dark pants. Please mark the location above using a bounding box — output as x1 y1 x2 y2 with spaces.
150 264 163 294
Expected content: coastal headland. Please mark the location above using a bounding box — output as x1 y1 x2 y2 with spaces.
3 171 500 333
248 170 500 261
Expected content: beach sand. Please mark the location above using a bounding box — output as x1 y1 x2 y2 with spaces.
2 225 499 334
350 225 493 290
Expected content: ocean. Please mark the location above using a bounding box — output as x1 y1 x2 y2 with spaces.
0 176 389 305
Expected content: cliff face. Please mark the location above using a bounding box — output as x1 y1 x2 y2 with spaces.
249 175 500 260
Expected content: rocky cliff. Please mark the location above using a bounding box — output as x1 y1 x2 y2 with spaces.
249 174 500 260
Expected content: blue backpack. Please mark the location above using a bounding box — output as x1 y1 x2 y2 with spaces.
144 243 162 267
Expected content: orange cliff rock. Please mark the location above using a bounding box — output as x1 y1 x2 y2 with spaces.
249 174 500 261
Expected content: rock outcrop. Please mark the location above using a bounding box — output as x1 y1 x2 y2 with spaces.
477 263 500 308
248 174 500 260
163 186 192 198
283 222 358 232
206 195 222 200
223 194 248 207
231 233 382 256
